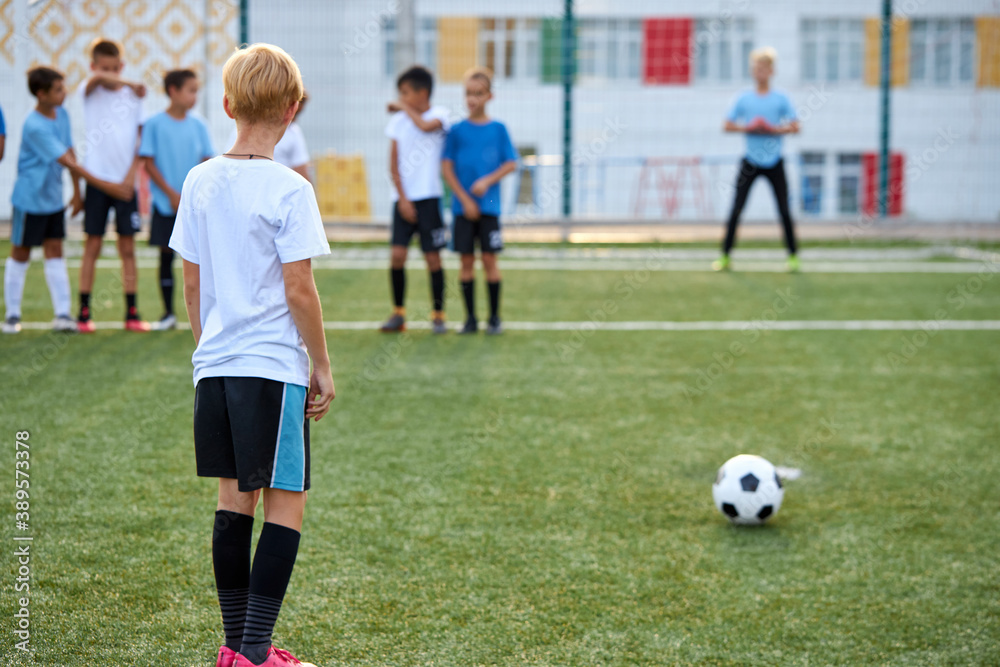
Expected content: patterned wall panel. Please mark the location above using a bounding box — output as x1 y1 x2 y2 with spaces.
1 0 14 65
17 0 237 89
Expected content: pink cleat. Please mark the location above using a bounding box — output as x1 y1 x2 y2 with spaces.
124 318 151 332
216 645 238 667
125 306 150 332
234 646 317 667
77 306 96 333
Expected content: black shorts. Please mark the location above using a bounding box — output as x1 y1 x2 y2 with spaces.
83 184 140 237
194 376 311 492
149 208 176 247
391 198 447 253
10 208 65 247
453 214 503 254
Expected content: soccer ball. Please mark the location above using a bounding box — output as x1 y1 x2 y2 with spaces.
712 454 784 525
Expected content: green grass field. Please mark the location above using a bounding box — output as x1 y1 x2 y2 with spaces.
1 240 999 665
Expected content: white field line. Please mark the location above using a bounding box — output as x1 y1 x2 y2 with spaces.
61 259 998 273
953 246 1000 264
50 245 979 261
15 320 1000 332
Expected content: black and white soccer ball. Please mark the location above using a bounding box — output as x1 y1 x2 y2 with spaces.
712 454 784 525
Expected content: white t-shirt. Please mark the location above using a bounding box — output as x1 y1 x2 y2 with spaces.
275 122 310 168
226 121 310 169
78 81 143 182
169 157 331 388
385 106 451 201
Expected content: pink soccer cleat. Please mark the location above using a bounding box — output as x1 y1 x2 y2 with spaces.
234 646 317 667
124 318 151 332
216 645 238 667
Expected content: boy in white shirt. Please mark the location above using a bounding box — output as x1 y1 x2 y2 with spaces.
76 38 148 332
170 43 332 667
274 90 310 181
379 65 451 334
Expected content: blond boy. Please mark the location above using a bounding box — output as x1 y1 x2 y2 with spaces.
169 44 332 667
715 47 801 272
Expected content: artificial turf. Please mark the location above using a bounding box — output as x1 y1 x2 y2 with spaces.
1 241 998 665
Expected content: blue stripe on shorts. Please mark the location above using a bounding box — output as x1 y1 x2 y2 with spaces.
11 208 26 247
271 383 307 491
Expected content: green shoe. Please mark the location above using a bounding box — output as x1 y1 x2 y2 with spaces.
711 255 731 272
787 255 801 273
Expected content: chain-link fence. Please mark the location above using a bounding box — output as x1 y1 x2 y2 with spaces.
1 0 998 225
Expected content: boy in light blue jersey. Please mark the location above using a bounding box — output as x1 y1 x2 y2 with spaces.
3 67 125 334
714 47 801 273
139 68 214 330
4 68 78 333
441 67 518 335
0 102 6 163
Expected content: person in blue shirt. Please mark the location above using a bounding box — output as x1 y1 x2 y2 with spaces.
3 67 136 334
139 69 214 330
714 47 801 273
4 69 86 332
0 102 6 163
441 68 518 335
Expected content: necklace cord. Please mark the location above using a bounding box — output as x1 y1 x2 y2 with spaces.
222 153 273 160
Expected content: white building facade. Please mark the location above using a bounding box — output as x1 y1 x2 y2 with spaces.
0 0 997 224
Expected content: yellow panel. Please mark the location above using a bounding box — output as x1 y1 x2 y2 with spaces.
315 154 371 220
865 17 909 87
438 17 478 83
977 17 1000 88
893 19 910 86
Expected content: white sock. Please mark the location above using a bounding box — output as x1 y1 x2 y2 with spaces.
4 257 30 320
44 257 72 318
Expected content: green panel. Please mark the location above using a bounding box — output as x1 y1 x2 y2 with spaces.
541 18 564 84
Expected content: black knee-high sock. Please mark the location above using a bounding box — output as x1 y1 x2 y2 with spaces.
240 522 301 665
391 268 406 309
160 249 174 315
430 269 444 312
461 279 475 322
488 281 501 321
125 292 138 319
212 510 254 652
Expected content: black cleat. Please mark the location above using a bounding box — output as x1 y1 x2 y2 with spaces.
379 313 406 332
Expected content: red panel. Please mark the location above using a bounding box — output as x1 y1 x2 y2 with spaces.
889 153 904 215
643 18 692 85
862 153 877 216
862 152 904 216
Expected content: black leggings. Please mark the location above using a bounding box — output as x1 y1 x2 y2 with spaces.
722 158 798 256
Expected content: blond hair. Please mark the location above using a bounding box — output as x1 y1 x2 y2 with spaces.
464 66 493 92
749 46 778 68
223 43 304 125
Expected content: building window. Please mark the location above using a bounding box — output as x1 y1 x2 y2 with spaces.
477 18 544 81
384 20 396 79
838 153 862 215
801 152 825 215
694 18 754 84
384 18 439 79
419 18 438 73
520 19 540 80
576 19 641 83
802 19 864 84
481 18 541 81
911 18 975 86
